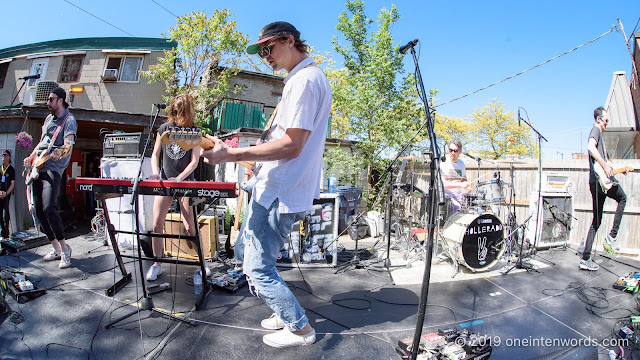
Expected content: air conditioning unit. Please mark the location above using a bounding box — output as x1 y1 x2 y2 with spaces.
33 81 60 105
101 68 118 82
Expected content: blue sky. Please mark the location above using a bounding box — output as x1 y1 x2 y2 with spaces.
2 0 638 159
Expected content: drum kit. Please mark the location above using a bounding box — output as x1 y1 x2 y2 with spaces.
388 155 529 277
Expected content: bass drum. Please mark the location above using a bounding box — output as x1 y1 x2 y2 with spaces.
441 211 505 272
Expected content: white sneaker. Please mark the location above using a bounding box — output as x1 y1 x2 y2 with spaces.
59 245 72 269
605 234 621 253
43 249 61 261
261 313 285 330
146 263 162 281
263 328 316 348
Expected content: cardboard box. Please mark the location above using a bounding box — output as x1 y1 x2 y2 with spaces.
163 213 219 260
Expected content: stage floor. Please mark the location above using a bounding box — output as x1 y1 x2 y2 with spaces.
1 225 639 360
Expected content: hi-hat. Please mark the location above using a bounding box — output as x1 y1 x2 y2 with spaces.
496 159 527 164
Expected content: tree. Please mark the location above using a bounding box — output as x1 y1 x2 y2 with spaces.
328 0 426 207
470 99 536 159
433 113 472 150
142 10 248 132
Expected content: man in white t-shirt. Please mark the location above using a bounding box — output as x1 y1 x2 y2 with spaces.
441 139 472 213
201 21 331 348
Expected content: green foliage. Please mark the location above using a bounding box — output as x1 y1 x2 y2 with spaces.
329 0 425 203
142 10 248 133
470 99 536 159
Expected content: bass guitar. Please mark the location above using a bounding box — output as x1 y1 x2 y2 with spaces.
593 162 635 192
24 145 72 185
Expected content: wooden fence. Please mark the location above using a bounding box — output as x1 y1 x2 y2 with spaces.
396 158 640 255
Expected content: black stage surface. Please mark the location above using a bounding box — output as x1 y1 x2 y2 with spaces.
1 224 640 360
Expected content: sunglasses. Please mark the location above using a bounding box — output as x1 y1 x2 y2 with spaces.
47 96 58 102
171 109 178 116
258 43 275 58
449 148 460 153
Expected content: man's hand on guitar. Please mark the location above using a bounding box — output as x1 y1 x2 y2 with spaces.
604 163 613 178
23 155 34 168
201 135 230 165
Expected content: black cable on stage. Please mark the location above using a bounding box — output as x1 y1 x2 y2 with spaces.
8 310 34 360
45 343 89 359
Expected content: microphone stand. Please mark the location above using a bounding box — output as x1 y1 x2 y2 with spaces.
106 104 194 328
504 110 550 275
2 78 30 121
406 44 446 360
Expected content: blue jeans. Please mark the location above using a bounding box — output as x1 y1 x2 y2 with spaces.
242 197 308 331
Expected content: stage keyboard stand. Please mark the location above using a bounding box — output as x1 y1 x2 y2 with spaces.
76 177 237 311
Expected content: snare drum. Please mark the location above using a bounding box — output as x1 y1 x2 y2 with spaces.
462 193 479 209
440 211 505 271
477 179 504 205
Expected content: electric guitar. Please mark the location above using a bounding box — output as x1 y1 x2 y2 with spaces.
24 145 72 185
593 162 635 192
159 128 255 170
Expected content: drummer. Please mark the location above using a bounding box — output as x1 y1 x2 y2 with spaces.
440 139 472 213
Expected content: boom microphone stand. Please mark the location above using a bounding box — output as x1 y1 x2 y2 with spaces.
400 40 447 360
106 103 194 328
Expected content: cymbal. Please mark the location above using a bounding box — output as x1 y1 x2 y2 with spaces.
496 159 527 164
398 155 425 161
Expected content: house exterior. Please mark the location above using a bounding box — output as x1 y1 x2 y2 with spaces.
0 37 354 235
0 37 175 233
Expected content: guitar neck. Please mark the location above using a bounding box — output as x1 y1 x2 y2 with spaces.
613 167 629 175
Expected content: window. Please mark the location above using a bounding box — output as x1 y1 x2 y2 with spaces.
0 62 8 89
59 55 84 83
104 56 143 82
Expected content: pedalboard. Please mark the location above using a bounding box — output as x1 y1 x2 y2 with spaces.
396 329 492 360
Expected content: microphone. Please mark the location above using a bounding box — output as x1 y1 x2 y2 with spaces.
441 144 446 162
517 108 521 127
399 39 419 55
20 74 41 80
463 152 480 161
154 103 167 109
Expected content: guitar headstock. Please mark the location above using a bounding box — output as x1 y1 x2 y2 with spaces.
160 127 206 151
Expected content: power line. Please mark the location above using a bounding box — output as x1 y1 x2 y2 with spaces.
62 0 136 37
434 26 617 109
151 0 178 18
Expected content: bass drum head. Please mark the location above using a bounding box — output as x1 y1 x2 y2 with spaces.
442 212 505 271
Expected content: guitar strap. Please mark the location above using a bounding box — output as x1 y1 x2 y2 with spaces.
44 112 69 154
258 102 280 144
257 62 315 144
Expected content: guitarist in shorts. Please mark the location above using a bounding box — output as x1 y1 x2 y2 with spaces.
23 87 77 269
580 106 627 271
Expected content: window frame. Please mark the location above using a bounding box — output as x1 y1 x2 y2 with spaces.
104 55 143 83
58 55 85 83
0 61 9 89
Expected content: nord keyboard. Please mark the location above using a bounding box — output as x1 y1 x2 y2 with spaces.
75 177 237 198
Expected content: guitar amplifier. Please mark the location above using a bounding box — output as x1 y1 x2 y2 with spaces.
103 132 153 158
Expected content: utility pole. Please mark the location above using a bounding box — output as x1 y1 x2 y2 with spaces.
617 18 639 90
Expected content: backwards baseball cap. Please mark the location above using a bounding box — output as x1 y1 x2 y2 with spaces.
246 21 301 55
51 87 69 107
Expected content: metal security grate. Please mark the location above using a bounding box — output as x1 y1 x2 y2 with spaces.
34 81 59 104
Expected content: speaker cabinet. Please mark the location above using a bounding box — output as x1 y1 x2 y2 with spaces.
525 192 573 248
100 158 153 248
163 213 219 260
